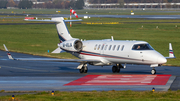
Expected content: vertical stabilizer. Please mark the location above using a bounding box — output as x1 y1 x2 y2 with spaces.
169 43 175 58
52 17 73 41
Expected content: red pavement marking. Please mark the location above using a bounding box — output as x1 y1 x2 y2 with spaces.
64 75 171 86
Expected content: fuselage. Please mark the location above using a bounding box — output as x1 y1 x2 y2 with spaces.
72 40 167 66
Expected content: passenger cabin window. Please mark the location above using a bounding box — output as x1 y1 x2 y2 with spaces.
121 45 124 51
104 45 108 50
117 45 120 51
113 45 116 51
101 44 104 50
132 44 154 50
109 45 112 50
98 45 101 50
94 44 97 50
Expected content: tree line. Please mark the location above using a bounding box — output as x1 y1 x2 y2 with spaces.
0 0 180 9
0 0 84 9
33 0 84 9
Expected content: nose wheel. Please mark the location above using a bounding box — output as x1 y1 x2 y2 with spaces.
151 68 156 75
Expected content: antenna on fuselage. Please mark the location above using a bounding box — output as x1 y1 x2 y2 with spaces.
111 36 114 41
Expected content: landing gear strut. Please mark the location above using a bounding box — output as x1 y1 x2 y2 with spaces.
151 68 156 75
79 65 88 73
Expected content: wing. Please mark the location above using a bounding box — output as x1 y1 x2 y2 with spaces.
3 44 101 63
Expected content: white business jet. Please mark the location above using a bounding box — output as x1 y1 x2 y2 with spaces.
3 17 175 75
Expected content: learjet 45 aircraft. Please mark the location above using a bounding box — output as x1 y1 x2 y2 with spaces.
3 17 176 75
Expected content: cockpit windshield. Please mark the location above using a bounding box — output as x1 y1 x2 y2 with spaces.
132 44 154 50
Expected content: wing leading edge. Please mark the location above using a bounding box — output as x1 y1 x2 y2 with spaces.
3 44 101 63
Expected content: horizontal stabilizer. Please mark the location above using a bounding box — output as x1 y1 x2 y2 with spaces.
51 47 65 53
24 17 82 23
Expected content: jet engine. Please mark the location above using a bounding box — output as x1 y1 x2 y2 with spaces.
59 39 83 52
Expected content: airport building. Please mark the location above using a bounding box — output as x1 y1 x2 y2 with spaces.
85 2 180 9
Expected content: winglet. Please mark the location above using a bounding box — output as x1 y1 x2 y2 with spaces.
166 43 176 59
3 44 14 60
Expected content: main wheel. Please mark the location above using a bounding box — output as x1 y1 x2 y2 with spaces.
151 69 156 75
112 66 120 73
84 66 88 73
79 66 88 73
79 66 84 73
117 67 120 73
112 66 117 73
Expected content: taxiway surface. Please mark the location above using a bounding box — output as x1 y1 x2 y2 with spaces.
0 50 179 91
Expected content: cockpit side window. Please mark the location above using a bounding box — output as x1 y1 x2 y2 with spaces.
132 44 154 50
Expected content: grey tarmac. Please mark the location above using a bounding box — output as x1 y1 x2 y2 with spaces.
0 50 179 91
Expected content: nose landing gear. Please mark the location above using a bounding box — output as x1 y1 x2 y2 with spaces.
151 68 156 75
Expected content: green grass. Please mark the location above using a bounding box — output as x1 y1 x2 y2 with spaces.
1 9 180 15
0 18 180 65
1 90 180 101
83 17 180 23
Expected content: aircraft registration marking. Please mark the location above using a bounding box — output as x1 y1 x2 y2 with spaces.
64 75 171 86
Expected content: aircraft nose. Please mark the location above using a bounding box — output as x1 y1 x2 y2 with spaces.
158 56 167 64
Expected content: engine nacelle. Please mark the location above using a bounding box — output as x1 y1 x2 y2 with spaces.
59 39 83 52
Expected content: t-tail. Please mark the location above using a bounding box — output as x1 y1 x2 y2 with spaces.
52 17 72 41
24 17 82 42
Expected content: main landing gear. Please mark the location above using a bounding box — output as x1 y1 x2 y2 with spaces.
151 68 156 75
112 66 120 73
79 65 88 73
112 64 124 73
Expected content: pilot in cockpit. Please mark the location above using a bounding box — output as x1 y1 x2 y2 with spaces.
137 45 141 49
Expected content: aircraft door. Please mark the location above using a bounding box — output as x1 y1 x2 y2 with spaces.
130 51 144 63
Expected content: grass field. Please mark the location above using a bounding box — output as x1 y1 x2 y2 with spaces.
0 90 180 101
